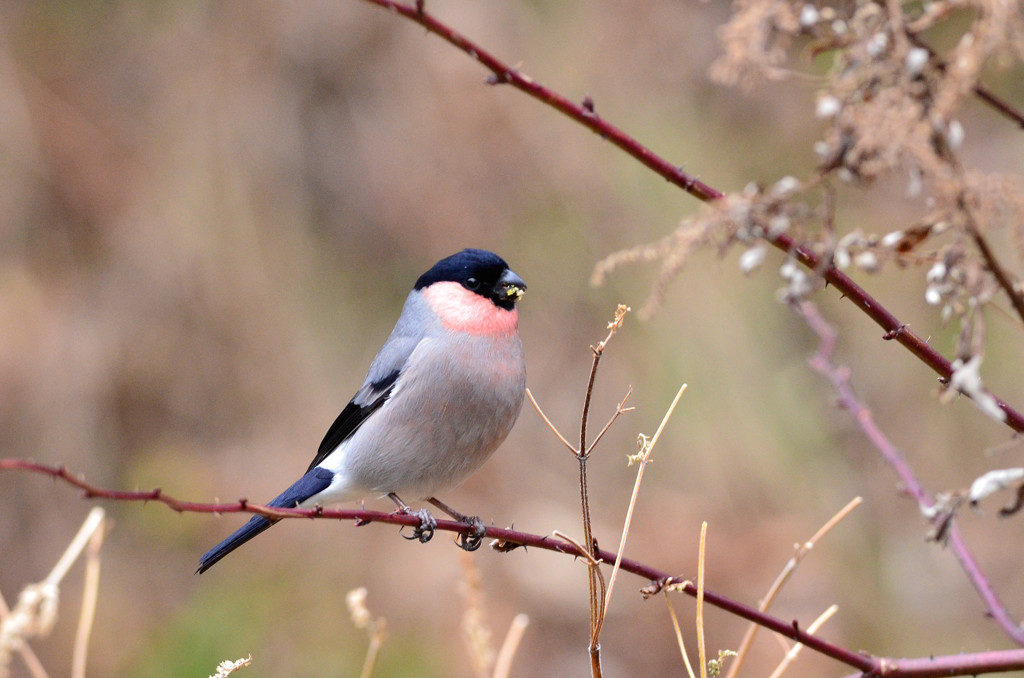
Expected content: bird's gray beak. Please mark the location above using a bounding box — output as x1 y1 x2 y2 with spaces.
498 269 526 303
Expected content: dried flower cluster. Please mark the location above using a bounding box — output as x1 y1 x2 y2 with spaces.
599 0 1024 380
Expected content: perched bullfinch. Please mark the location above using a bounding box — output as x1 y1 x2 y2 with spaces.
197 249 526 573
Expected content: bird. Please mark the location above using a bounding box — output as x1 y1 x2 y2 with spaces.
196 248 527 573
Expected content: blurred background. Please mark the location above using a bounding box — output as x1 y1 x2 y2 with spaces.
2 2 1024 677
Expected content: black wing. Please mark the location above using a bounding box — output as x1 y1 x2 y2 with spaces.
305 369 400 472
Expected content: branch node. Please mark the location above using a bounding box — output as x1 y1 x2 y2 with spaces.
882 324 907 340
490 534 524 553
640 575 686 599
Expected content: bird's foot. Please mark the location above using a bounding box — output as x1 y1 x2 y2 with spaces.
389 493 436 543
455 515 486 552
427 497 487 551
404 508 437 543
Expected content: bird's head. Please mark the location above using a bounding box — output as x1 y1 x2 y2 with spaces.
416 249 526 335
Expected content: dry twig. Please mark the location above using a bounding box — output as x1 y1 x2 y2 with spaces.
726 497 862 678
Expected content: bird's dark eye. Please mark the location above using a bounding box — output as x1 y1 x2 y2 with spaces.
464 277 481 291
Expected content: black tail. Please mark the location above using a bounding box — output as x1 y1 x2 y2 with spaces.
196 515 276 574
196 467 335 574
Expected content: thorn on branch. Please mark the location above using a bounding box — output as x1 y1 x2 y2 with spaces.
582 94 596 116
485 71 512 86
490 534 524 553
677 168 695 190
415 0 425 14
488 524 526 553
882 324 907 340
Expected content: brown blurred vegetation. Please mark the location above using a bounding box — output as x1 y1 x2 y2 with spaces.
2 2 1024 677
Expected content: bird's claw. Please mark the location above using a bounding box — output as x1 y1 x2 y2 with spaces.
456 515 486 552
402 508 437 543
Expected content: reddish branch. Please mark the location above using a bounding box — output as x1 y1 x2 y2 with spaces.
963 211 1024 327
359 0 1024 436
7 457 1024 676
7 4 1022 677
975 84 1024 129
795 300 1024 646
348 2 1024 673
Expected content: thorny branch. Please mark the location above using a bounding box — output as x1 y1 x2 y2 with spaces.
793 300 1024 647
9 456 1024 676
7 2 1024 676
725 497 863 678
348 3 1024 675
358 0 1024 438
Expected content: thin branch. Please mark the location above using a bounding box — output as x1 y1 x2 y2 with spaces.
71 510 105 678
603 384 686 620
840 651 1024 678
526 388 577 455
964 208 1024 326
580 346 601 458
974 83 1024 130
585 388 635 456
726 497 862 678
359 2 721 202
767 605 838 678
794 300 1024 646
346 587 386 678
525 306 632 675
492 614 529 678
696 522 708 678
551 530 602 568
6 458 1024 676
356 0 1024 436
568 304 630 677
665 592 698 678
902 32 1024 130
780 228 1024 432
803 497 864 551
44 507 106 588
580 303 630 457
